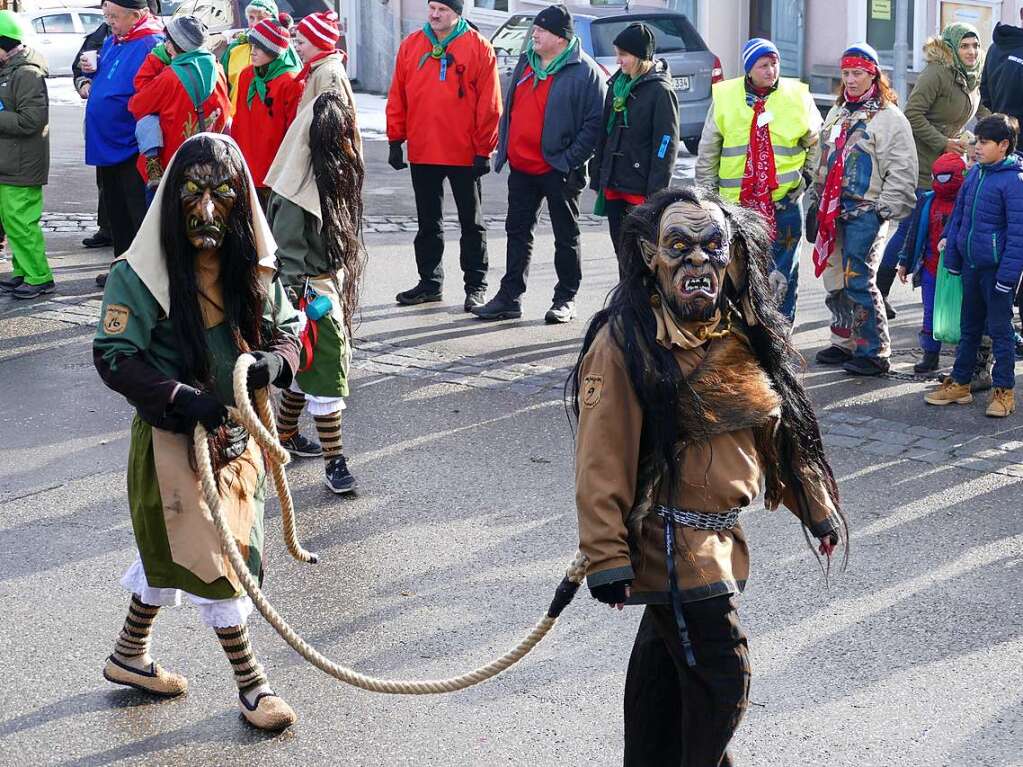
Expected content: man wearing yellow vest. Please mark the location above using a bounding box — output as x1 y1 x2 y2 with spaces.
696 38 820 322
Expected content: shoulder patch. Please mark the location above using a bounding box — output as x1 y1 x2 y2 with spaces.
103 304 131 335
582 374 603 409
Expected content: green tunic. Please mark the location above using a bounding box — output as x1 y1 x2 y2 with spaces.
95 260 300 599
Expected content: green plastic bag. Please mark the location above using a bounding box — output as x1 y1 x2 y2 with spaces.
932 250 962 344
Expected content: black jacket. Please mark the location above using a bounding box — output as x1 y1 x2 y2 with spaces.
72 22 109 92
981 23 1023 122
590 60 679 198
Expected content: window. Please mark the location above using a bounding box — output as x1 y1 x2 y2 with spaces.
31 19 45 34
590 16 705 57
474 0 509 10
491 14 532 57
36 13 76 34
865 0 915 65
78 13 105 32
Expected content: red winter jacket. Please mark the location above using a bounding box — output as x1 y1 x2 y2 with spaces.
230 66 303 186
386 28 501 166
129 52 232 183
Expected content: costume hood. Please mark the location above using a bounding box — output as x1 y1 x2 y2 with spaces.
122 133 277 315
264 100 321 222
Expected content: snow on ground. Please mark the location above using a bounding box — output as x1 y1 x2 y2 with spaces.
48 76 84 107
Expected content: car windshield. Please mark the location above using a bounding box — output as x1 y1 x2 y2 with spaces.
590 16 704 57
492 14 532 56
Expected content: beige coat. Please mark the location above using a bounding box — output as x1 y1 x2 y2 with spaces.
298 51 362 155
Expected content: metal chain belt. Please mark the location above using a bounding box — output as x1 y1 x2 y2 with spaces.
654 505 741 531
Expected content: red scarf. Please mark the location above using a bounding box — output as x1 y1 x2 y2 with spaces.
812 83 880 277
739 89 778 238
115 13 164 44
297 49 338 84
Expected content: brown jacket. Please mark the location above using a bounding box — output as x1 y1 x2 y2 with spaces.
575 316 839 604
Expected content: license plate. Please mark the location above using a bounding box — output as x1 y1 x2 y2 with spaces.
673 75 691 91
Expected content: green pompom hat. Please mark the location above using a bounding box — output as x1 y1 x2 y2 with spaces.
0 10 26 43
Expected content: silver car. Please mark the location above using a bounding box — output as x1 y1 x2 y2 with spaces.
490 7 722 155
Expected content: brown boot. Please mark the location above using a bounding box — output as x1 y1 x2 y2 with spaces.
103 655 188 697
924 377 973 406
986 388 1015 417
145 156 164 190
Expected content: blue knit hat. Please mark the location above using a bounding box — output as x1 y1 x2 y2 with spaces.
842 42 880 66
742 38 779 73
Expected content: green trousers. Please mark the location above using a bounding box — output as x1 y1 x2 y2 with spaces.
0 184 51 285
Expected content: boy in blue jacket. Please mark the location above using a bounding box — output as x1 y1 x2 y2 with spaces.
925 114 1023 417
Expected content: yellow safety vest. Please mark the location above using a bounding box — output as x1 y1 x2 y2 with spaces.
712 76 811 202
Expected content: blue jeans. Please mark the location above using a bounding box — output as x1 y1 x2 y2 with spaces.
950 265 1016 389
770 198 801 322
880 188 926 271
919 268 941 354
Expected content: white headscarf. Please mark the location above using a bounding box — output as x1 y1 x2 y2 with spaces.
264 99 321 222
122 133 278 315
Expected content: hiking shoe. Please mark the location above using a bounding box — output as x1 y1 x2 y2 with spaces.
281 432 322 458
12 280 54 299
815 346 853 365
913 351 941 374
324 455 356 494
843 356 890 376
83 229 113 249
986 388 1015 418
544 300 577 324
924 378 973 406
95 272 108 288
396 283 442 305
0 275 24 293
472 293 522 321
464 288 487 312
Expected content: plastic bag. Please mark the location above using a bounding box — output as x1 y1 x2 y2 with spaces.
932 251 962 344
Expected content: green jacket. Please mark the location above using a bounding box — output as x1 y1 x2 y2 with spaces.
267 192 329 290
0 46 49 187
904 37 986 190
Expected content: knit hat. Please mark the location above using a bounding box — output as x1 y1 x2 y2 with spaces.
534 4 574 40
245 0 278 17
249 18 290 57
165 15 208 53
842 42 880 74
613 23 654 61
742 38 779 73
431 0 463 14
106 0 149 8
297 11 340 51
0 10 26 44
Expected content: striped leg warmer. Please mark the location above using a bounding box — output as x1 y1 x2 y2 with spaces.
314 412 343 460
277 389 307 441
114 594 159 660
215 625 268 692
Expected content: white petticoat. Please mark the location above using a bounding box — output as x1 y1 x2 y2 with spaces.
287 377 345 416
120 555 255 628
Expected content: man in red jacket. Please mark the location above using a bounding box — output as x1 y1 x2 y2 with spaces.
386 0 502 311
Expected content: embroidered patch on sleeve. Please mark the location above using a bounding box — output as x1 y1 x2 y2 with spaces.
582 374 603 408
103 304 131 335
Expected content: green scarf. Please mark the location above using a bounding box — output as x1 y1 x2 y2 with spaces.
170 50 217 110
942 22 982 90
246 45 300 107
524 36 579 86
606 68 643 133
418 17 469 69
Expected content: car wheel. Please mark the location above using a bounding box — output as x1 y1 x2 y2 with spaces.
682 137 700 156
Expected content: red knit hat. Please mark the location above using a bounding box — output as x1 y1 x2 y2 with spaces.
297 11 340 51
249 18 289 57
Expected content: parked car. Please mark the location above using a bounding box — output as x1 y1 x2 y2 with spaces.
490 7 722 155
19 5 103 76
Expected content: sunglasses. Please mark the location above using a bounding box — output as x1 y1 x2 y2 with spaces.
933 172 955 183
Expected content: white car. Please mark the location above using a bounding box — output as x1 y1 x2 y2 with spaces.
20 6 105 77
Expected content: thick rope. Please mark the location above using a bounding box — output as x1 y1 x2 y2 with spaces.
193 354 588 694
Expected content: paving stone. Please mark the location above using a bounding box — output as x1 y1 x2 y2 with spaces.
913 437 957 452
480 368 523 382
826 423 870 439
823 434 866 449
906 425 955 439
835 412 874 425
871 430 920 447
902 449 945 464
952 457 1006 473
373 224 400 233
859 441 909 457
997 464 1023 478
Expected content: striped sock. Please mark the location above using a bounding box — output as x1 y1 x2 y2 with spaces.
113 594 159 665
215 625 268 693
314 412 343 460
277 389 306 441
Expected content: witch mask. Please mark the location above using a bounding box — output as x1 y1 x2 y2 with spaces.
180 163 238 251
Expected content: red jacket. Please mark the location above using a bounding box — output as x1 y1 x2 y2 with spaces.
129 52 232 182
230 66 303 187
386 28 501 166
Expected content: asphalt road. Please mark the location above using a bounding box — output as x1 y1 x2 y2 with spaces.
0 104 1020 767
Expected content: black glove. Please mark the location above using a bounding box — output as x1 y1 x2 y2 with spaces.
473 155 491 177
589 578 632 606
388 141 407 171
246 350 284 392
173 386 228 432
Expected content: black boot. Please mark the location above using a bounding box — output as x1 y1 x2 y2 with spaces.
913 351 940 374
877 264 898 319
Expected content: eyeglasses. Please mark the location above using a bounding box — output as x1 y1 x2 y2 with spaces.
933 172 955 183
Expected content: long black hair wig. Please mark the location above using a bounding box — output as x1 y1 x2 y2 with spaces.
160 134 267 388
569 186 847 566
310 90 366 339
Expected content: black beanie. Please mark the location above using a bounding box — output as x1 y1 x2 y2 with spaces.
431 0 463 14
0 36 18 53
534 4 574 40
613 23 655 60
106 0 149 8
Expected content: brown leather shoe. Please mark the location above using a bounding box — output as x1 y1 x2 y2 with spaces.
103 655 188 697
239 691 297 731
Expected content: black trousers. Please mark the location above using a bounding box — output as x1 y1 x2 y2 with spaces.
605 198 636 280
409 163 487 294
501 167 583 303
97 156 147 257
96 166 109 233
623 598 751 767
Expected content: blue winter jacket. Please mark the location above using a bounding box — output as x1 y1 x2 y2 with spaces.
85 31 162 167
943 155 1023 296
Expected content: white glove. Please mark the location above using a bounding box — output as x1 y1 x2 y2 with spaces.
768 270 788 301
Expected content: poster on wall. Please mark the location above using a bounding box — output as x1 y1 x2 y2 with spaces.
872 0 892 20
940 1 999 50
